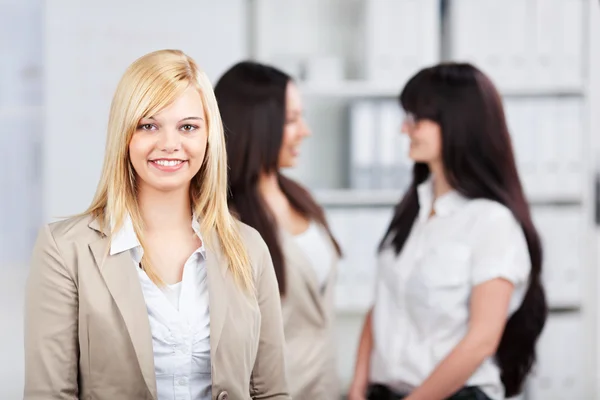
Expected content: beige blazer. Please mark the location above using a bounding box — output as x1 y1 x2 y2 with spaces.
279 227 339 400
24 215 290 400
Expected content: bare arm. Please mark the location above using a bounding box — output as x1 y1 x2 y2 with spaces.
348 308 374 400
405 278 514 400
24 225 79 399
250 236 290 400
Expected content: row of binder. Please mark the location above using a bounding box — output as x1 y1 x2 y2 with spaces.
449 0 585 91
255 0 441 87
505 97 584 200
349 101 412 191
348 97 584 200
262 0 585 92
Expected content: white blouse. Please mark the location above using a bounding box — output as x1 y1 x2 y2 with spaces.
294 220 335 289
110 215 211 400
370 179 531 400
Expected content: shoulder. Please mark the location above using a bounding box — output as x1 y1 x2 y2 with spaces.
31 214 100 279
47 214 96 238
35 214 103 261
465 199 527 248
45 214 100 245
467 199 520 229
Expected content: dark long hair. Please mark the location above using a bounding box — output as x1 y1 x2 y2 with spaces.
214 61 341 295
380 63 547 396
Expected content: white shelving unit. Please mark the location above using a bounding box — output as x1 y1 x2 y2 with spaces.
249 0 598 398
447 1 595 398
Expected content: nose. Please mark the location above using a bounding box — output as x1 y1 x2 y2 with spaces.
401 120 411 135
158 128 181 152
299 117 311 137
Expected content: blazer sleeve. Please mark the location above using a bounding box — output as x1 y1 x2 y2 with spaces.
24 225 79 399
249 235 291 399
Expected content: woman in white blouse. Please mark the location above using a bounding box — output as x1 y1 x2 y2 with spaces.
24 49 289 400
214 61 343 400
348 63 547 400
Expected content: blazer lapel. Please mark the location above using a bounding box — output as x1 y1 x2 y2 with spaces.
88 220 157 400
205 230 229 361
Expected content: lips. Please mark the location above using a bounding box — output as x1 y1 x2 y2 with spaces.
152 159 184 167
149 159 187 172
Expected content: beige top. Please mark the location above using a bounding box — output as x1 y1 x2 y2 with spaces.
280 223 339 400
24 214 290 400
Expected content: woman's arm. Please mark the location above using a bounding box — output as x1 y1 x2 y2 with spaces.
24 225 79 399
249 236 291 400
348 308 374 400
404 278 514 400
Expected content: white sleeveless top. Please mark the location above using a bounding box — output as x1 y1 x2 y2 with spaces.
294 221 335 288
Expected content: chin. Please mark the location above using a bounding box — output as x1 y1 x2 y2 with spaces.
408 151 429 164
144 180 190 193
278 158 297 169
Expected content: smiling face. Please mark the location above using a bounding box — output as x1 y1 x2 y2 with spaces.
128 86 208 194
277 82 311 169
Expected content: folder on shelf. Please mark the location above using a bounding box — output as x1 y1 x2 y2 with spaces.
377 101 413 191
349 101 377 190
378 101 399 190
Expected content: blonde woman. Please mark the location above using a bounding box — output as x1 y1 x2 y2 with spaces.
24 50 290 400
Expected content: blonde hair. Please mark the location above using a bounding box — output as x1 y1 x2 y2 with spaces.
86 49 253 290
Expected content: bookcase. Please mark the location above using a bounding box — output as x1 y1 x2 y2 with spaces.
248 0 598 398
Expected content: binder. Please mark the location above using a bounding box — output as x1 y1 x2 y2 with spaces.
378 101 402 190
349 101 377 190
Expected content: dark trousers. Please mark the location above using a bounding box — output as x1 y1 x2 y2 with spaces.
367 384 492 400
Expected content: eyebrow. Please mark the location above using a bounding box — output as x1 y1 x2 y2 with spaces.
180 116 204 122
146 116 204 122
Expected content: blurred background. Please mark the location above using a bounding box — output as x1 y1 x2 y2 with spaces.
1 0 600 399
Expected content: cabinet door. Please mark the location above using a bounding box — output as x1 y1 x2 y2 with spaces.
531 207 583 308
526 313 585 400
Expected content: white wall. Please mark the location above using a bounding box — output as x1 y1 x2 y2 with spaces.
43 0 248 221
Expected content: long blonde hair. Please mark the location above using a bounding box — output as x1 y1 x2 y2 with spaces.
86 49 253 290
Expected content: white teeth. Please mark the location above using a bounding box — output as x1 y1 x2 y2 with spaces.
154 160 182 167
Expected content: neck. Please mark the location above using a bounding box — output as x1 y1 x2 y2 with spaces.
429 161 452 199
137 184 192 232
258 170 289 218
258 170 283 198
